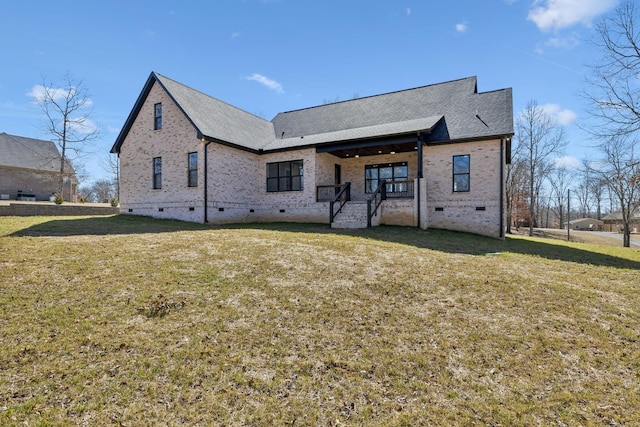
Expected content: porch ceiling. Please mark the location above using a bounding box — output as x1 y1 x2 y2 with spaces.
318 141 418 159
320 138 420 158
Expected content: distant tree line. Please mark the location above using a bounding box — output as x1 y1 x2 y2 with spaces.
77 178 118 204
506 1 640 247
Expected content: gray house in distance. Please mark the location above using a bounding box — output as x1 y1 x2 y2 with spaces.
111 72 513 238
0 132 78 202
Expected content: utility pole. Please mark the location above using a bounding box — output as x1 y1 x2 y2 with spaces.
567 189 570 241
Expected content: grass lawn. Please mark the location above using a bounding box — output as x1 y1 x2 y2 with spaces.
1 215 639 426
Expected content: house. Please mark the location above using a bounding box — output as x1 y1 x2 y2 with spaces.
564 218 604 231
111 72 513 238
0 132 78 202
603 210 640 233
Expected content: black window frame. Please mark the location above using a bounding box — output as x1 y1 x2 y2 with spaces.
154 103 162 130
153 157 162 189
266 160 304 192
187 152 198 187
364 162 408 194
453 154 470 192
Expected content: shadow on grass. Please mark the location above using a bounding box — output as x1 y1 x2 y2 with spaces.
221 222 640 270
8 215 640 270
8 214 208 237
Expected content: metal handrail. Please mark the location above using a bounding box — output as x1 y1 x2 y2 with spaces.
367 180 387 227
329 182 351 223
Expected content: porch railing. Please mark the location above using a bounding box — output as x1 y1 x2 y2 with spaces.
367 180 387 227
328 182 351 224
384 180 414 199
317 184 344 202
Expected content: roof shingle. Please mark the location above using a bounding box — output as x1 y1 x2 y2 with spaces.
111 73 513 154
0 132 69 172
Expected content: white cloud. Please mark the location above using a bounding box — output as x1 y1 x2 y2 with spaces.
231 31 241 39
456 22 468 33
67 117 99 135
545 34 580 49
554 155 581 169
541 103 577 125
406 8 411 16
27 84 94 107
244 73 284 94
528 0 618 32
28 85 65 104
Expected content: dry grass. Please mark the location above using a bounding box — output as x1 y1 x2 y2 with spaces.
1 215 639 426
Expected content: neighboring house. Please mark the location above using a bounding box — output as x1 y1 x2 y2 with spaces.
564 218 604 231
0 132 78 202
111 72 513 238
603 210 640 233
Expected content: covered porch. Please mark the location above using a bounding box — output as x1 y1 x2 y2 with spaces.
313 132 427 229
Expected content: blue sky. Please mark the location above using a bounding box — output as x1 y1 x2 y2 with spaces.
0 0 619 184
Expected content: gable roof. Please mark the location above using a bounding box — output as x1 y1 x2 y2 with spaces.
271 76 512 144
111 72 513 154
0 132 72 173
154 73 275 151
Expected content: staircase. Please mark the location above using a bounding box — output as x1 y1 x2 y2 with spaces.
331 201 380 229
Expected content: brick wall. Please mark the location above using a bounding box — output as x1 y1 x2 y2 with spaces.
118 82 330 225
0 167 75 201
424 139 505 238
118 81 205 222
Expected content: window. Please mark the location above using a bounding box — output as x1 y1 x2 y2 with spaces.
365 162 408 193
154 103 162 130
153 157 162 189
188 152 198 187
453 155 470 192
266 160 303 192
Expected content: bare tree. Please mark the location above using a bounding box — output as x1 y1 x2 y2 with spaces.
30 73 98 199
584 1 640 138
515 100 567 236
103 154 120 202
549 165 575 229
575 159 594 218
590 177 607 220
92 179 118 203
576 159 607 220
505 155 528 233
77 178 117 203
592 135 640 247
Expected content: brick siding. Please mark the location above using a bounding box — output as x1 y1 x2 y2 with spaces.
117 81 506 238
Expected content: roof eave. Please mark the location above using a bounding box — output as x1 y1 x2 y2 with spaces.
425 132 514 146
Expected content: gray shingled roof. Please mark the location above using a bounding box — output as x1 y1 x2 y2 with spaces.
111 73 513 154
271 77 513 145
263 116 443 151
0 132 68 172
154 73 275 151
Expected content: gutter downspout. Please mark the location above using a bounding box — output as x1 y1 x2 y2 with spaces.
499 138 505 239
203 140 212 223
